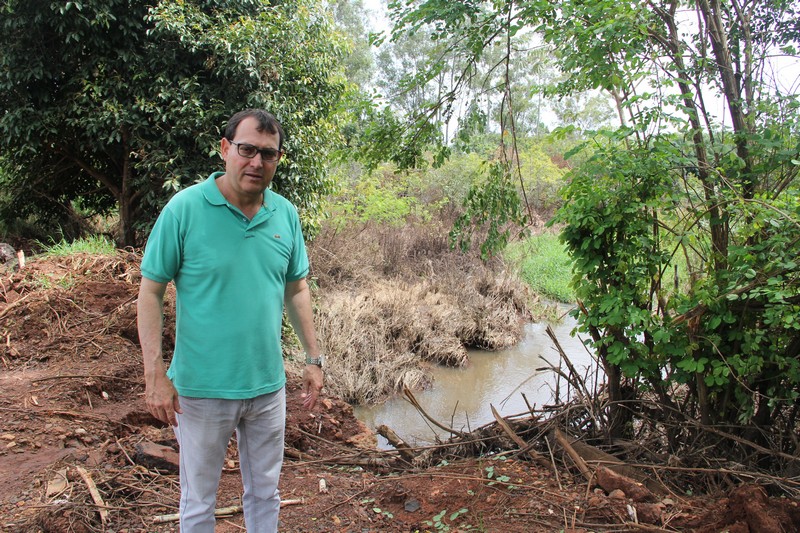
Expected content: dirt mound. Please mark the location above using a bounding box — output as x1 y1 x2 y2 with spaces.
2 251 799 532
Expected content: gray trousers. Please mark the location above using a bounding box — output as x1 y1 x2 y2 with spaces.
173 387 286 532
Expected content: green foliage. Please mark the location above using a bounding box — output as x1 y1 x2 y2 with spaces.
532 0 800 443
504 232 574 303
422 151 489 211
327 167 422 226
552 141 686 380
484 464 511 484
347 101 446 171
451 160 528 260
325 163 448 226
552 104 799 432
0 0 347 246
516 141 567 212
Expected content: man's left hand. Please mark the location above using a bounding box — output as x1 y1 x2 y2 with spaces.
301 365 324 410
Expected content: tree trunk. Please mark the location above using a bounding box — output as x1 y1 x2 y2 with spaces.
654 3 729 266
696 0 755 199
119 127 136 247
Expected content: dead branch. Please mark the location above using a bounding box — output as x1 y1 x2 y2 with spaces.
403 386 469 438
0 292 34 320
552 428 593 482
152 500 303 523
75 465 110 526
31 374 139 384
377 424 417 463
490 404 551 469
0 407 136 431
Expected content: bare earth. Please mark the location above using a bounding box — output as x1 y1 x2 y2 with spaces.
1 252 799 532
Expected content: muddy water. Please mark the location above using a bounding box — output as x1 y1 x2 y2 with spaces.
353 313 599 449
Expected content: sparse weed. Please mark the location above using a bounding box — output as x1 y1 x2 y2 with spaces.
30 272 76 290
423 508 470 531
484 465 510 485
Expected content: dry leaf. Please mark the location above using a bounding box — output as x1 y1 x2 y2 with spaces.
46 468 69 497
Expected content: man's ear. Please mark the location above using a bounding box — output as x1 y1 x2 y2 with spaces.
220 138 230 159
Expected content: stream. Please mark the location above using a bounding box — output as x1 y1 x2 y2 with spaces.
354 311 600 449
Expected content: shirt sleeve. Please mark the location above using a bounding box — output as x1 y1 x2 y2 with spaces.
140 206 183 283
285 206 309 282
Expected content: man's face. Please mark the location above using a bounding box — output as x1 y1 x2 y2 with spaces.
220 116 281 198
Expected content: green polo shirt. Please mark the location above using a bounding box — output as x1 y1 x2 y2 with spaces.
140 172 309 399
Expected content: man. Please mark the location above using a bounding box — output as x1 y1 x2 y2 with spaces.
137 109 324 532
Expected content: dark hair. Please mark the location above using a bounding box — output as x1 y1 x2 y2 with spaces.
224 109 285 149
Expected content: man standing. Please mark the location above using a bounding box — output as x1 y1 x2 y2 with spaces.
137 109 324 532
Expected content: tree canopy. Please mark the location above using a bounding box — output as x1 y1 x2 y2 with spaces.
0 0 347 246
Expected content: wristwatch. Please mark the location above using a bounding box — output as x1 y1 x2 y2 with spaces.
305 354 325 368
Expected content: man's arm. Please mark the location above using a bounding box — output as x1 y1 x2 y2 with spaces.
137 277 181 426
284 277 324 410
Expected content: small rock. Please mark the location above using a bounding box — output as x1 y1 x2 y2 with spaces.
587 495 605 507
0 243 16 263
404 499 420 512
609 489 626 500
635 502 665 525
134 440 180 473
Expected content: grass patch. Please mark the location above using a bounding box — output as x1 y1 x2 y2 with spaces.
504 231 574 304
38 235 117 257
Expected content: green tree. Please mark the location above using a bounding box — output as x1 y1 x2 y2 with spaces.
387 0 800 455
0 0 346 246
544 0 800 442
332 0 376 88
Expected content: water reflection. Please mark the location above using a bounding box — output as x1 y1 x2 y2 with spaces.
354 315 598 449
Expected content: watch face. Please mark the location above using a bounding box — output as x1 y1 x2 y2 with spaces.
306 355 324 367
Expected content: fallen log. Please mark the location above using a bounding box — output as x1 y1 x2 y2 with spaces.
566 437 669 496
377 424 416 463
595 466 656 503
551 428 669 496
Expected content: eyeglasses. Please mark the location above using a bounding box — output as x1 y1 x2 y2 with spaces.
229 141 283 162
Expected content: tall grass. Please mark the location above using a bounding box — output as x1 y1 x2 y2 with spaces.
38 235 117 257
504 231 575 303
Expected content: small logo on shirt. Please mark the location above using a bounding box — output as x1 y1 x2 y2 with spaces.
274 234 281 239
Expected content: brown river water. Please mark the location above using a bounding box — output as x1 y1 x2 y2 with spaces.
354 312 599 449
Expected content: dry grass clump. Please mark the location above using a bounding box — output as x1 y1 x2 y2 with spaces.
314 286 431 404
310 222 535 404
446 269 534 350
309 220 456 289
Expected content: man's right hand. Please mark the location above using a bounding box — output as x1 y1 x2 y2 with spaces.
145 373 182 427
